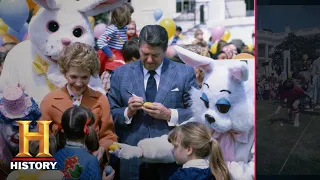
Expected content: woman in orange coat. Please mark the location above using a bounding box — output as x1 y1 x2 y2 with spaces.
39 42 117 162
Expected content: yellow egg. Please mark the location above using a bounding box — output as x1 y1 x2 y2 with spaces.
109 144 120 151
143 102 152 106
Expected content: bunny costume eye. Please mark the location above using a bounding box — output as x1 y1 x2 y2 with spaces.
216 98 231 114
47 21 59 33
200 93 209 108
73 26 84 38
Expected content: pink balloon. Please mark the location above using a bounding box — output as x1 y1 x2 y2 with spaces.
211 26 225 42
22 32 29 41
94 23 107 39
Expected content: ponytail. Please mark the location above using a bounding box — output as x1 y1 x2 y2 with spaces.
209 139 230 180
85 126 99 152
55 128 66 151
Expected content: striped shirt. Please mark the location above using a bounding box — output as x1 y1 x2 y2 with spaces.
97 24 128 50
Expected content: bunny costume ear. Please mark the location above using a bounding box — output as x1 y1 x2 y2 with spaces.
173 45 214 74
33 0 60 10
60 0 127 17
228 61 249 82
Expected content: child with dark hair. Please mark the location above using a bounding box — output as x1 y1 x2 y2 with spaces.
54 106 102 179
170 26 183 45
211 51 227 60
122 39 140 63
97 3 133 70
270 80 312 127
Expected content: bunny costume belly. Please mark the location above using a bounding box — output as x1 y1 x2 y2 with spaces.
0 41 49 104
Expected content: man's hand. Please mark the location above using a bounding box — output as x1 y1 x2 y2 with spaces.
127 96 144 118
142 103 171 121
92 146 105 163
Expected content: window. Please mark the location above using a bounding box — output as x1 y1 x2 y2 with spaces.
258 44 266 58
176 0 196 13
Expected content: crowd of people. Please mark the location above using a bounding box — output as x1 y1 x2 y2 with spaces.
0 2 254 180
258 56 320 127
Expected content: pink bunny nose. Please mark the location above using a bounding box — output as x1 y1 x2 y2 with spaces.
61 38 71 46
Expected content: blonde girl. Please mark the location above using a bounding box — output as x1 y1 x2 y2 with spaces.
168 122 230 180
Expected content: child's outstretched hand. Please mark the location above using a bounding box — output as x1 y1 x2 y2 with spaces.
108 54 116 61
102 168 115 180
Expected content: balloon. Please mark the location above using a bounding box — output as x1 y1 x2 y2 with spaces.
88 17 95 30
0 0 29 31
159 18 176 40
26 0 37 10
0 33 19 44
153 8 163 21
221 30 231 41
0 19 8 34
7 23 28 42
210 42 218 54
247 44 253 51
94 23 107 39
302 54 308 61
179 34 184 40
7 28 19 41
211 26 225 42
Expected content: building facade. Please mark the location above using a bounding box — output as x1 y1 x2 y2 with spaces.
256 26 320 75
130 0 253 31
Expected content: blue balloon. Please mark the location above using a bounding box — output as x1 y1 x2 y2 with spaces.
153 8 163 21
7 28 19 42
7 23 28 42
0 0 29 32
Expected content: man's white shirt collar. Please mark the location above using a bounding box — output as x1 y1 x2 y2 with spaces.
143 61 163 77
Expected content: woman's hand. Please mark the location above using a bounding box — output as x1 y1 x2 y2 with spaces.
92 146 105 163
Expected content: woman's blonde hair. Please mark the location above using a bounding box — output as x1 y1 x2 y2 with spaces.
168 122 230 180
58 42 100 77
111 3 132 28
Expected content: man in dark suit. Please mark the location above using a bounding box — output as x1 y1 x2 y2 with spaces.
108 25 198 180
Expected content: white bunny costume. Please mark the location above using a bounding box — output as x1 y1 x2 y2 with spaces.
0 0 126 104
113 46 255 180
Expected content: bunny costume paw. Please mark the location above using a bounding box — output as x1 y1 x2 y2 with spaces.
227 161 254 180
137 135 175 163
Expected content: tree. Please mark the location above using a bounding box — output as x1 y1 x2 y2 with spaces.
269 32 320 71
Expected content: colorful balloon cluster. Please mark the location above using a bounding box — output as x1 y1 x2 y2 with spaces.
0 0 42 46
210 25 253 54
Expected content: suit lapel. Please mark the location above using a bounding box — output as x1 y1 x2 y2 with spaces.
52 87 73 113
52 86 100 113
155 58 177 103
131 61 146 101
81 87 100 110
